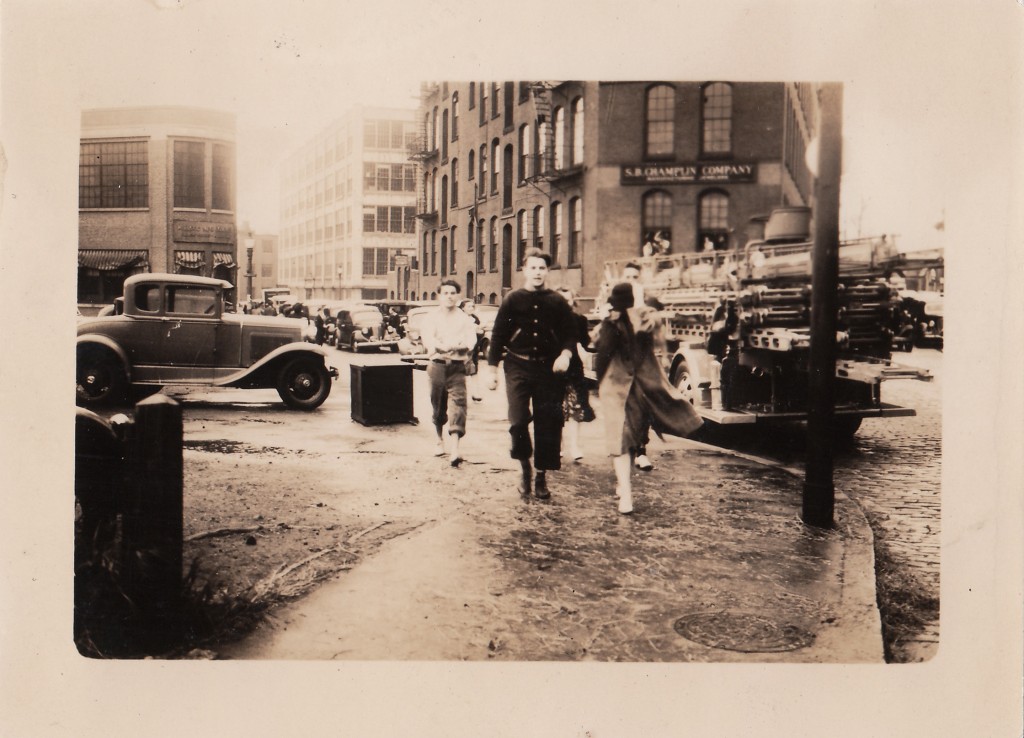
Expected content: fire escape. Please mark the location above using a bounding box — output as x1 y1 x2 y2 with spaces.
524 82 583 192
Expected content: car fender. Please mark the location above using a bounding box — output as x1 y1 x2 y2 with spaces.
217 342 336 388
76 334 132 382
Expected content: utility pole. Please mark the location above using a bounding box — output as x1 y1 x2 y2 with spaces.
803 83 844 529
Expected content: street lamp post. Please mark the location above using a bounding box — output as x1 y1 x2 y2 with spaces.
244 234 255 306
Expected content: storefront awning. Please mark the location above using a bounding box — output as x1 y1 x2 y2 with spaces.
174 250 205 269
78 249 149 271
212 252 237 268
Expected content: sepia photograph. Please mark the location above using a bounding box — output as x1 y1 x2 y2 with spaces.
1 0 1021 736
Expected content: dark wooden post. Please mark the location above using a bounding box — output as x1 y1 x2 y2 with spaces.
123 394 184 651
803 83 844 529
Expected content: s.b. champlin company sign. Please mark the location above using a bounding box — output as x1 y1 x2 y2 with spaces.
620 162 757 185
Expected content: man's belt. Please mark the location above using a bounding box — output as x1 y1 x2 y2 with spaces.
505 350 551 364
431 356 467 364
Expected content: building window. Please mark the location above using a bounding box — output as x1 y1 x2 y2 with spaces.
571 96 584 166
449 226 457 273
431 231 437 275
480 83 487 125
431 107 439 151
536 118 551 173
377 164 391 192
422 233 428 271
698 190 730 250
553 107 566 170
490 138 500 194
467 149 475 180
489 216 498 271
404 206 416 233
79 139 149 209
568 197 582 265
491 82 499 119
502 144 513 210
641 190 673 255
440 175 448 225
468 82 475 109
476 220 485 272
479 145 487 193
645 84 675 159
451 158 459 207
451 92 459 140
441 235 448 276
390 164 404 192
534 204 545 251
503 81 514 130
551 201 563 264
518 123 531 182
173 140 205 208
211 143 233 211
441 109 449 160
516 210 528 268
363 205 376 232
519 82 530 103
701 82 733 156
404 164 416 191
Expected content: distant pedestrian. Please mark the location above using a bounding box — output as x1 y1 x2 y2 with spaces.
594 283 703 514
421 280 479 466
461 299 485 402
555 287 595 462
486 248 577 501
314 307 332 345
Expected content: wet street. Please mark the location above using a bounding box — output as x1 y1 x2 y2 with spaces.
703 348 943 660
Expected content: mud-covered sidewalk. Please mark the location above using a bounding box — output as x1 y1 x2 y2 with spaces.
193 364 883 663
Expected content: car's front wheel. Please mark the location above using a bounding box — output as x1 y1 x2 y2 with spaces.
276 357 332 410
76 347 127 408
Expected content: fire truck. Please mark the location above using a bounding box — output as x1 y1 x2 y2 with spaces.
594 211 933 438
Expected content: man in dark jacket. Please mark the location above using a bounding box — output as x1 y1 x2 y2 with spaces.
486 248 577 500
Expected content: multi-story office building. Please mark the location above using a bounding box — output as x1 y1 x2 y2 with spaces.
78 106 237 311
278 107 419 302
404 81 818 308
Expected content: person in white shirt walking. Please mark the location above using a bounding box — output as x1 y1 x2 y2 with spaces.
420 280 480 466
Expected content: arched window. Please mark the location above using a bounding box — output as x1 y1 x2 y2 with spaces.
441 109 449 160
424 112 431 150
479 83 488 125
430 230 437 275
516 209 528 268
490 138 500 194
479 144 487 190
489 216 498 271
422 171 430 212
645 84 675 159
502 144 513 209
440 174 448 226
518 123 531 182
698 190 730 250
571 97 584 166
476 219 485 272
534 204 545 251
568 197 582 265
451 92 459 140
440 235 448 276
553 107 566 170
641 190 673 256
467 148 475 180
503 81 514 129
468 82 475 109
431 107 439 151
701 82 732 156
489 292 498 305
429 169 437 211
536 119 551 173
449 226 457 273
422 232 429 273
450 158 459 207
551 201 563 264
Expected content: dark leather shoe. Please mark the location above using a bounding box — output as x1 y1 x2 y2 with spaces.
533 473 550 500
517 473 532 500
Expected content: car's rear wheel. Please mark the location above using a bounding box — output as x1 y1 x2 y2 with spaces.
76 347 127 407
276 357 331 410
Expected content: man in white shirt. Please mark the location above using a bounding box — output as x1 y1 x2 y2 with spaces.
421 280 480 466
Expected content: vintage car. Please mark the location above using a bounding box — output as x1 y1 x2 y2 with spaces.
335 304 399 352
76 273 338 410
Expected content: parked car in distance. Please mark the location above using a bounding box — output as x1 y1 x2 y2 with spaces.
471 303 499 357
335 305 399 352
396 303 439 356
76 273 337 410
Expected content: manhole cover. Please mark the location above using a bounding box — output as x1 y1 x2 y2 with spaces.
673 611 815 653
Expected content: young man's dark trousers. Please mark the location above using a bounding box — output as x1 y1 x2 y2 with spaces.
503 355 563 471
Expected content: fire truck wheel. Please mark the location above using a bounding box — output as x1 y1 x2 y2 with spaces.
671 362 698 405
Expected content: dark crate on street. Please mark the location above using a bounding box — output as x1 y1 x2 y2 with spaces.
350 363 414 425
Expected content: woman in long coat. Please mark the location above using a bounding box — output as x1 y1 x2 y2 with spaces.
594 282 703 513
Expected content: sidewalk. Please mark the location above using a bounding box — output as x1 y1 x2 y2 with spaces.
216 365 884 662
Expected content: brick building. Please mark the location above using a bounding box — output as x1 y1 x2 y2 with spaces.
402 81 819 308
78 106 237 311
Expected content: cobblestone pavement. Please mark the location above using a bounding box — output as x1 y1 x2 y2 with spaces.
705 348 942 662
